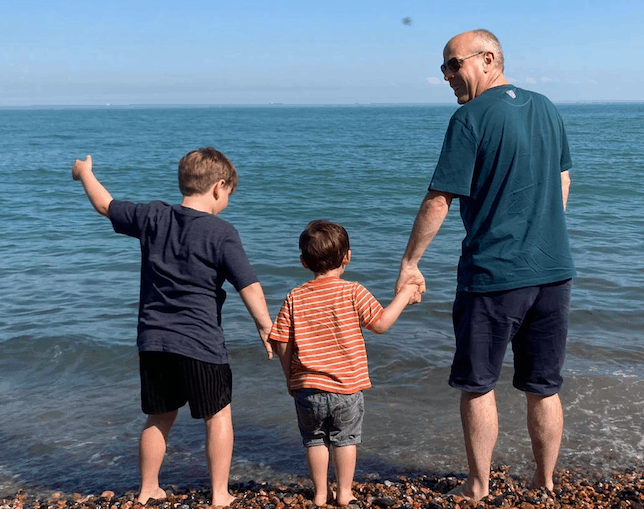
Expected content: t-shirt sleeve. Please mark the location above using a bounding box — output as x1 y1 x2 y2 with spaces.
429 116 477 197
219 225 259 292
353 284 385 330
268 294 293 344
108 200 151 239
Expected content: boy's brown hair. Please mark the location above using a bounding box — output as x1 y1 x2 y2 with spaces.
299 220 350 275
178 147 238 196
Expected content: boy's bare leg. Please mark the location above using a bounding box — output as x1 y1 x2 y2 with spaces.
526 392 563 491
138 409 178 504
449 390 498 501
204 404 236 508
306 444 332 506
332 444 357 505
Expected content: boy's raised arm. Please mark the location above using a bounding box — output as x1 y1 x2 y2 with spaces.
72 155 114 217
238 282 274 359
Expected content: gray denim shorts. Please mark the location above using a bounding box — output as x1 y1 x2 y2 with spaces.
293 389 364 447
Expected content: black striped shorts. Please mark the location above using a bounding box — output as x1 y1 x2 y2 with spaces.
139 352 232 419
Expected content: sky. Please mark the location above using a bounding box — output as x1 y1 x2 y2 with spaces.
2 0 643 106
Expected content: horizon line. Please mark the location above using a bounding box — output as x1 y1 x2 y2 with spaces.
2 100 643 110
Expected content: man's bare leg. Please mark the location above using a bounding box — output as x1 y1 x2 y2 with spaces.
204 404 236 508
306 444 332 506
332 445 357 505
138 409 178 504
449 390 498 501
526 392 563 491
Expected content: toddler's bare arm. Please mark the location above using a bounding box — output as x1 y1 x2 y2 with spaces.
371 283 419 334
270 340 293 395
72 155 113 217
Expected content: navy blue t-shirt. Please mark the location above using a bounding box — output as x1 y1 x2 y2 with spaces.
430 85 575 292
109 200 258 363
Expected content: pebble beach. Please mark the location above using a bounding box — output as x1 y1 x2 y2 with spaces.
2 467 643 509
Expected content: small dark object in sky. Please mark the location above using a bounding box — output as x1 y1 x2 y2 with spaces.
402 17 413 26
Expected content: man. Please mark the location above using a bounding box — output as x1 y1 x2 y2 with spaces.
396 29 575 501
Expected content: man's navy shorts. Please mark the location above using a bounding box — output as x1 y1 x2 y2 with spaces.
293 389 364 447
448 279 572 395
139 352 232 419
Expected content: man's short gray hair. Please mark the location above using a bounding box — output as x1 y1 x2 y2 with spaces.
471 29 505 72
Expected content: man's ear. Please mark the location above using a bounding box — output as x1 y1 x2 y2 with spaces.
300 255 309 269
343 250 352 265
482 51 494 72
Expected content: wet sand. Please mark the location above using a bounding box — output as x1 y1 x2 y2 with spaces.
2 467 642 508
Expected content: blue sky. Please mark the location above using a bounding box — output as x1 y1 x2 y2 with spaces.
2 0 642 105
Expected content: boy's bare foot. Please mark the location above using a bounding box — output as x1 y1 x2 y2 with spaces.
211 491 237 508
447 481 487 502
137 487 166 505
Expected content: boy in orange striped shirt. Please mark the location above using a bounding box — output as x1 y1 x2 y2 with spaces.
269 220 419 507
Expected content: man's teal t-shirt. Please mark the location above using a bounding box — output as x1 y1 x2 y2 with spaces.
430 85 575 292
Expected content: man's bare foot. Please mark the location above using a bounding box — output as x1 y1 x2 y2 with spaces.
447 481 488 502
529 476 555 493
531 473 554 492
137 487 166 505
211 491 237 508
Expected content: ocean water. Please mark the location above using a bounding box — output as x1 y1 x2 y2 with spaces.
1 103 643 497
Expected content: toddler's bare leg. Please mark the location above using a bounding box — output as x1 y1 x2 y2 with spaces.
204 404 236 508
306 444 331 506
332 445 357 505
138 410 178 504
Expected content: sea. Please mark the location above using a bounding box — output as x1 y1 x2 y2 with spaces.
1 103 643 497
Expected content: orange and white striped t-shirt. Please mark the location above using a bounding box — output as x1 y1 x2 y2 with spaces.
269 275 384 394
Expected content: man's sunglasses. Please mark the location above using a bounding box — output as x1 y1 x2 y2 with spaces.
441 51 485 75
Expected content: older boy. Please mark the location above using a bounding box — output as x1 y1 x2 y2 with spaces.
269 220 419 507
72 148 273 507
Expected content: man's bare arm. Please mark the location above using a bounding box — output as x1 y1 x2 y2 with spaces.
395 190 453 302
561 170 571 211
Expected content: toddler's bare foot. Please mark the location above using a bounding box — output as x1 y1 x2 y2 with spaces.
211 491 237 508
313 489 335 506
137 487 166 505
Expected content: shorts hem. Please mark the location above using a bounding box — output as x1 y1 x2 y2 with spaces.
513 383 563 396
448 379 496 393
303 437 362 447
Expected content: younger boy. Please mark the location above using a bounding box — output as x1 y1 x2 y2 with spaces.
269 220 419 507
72 148 273 507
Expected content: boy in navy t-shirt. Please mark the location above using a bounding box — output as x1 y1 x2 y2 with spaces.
72 148 273 506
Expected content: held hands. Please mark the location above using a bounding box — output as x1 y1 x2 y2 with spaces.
395 266 426 305
72 155 93 181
